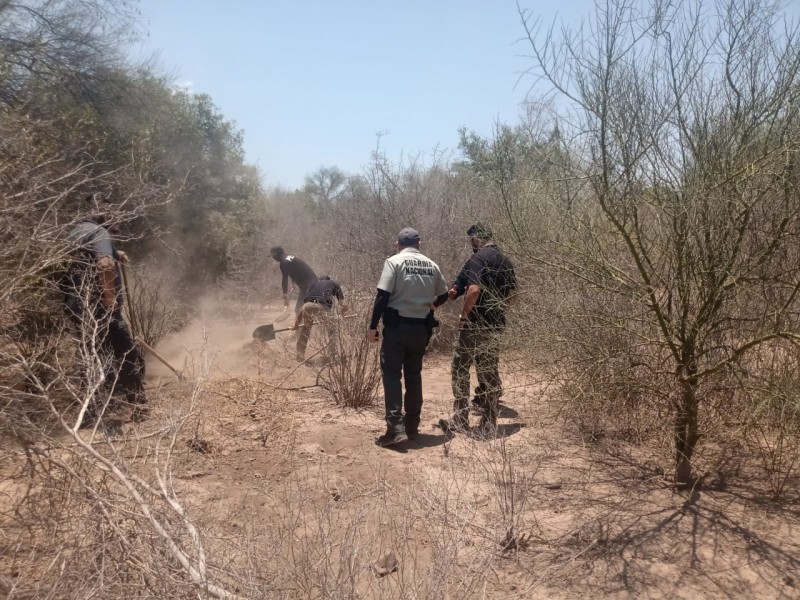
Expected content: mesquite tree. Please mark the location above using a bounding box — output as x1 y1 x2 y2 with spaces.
516 0 800 484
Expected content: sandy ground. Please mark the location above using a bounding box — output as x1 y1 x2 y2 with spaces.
139 308 800 599
3 306 799 598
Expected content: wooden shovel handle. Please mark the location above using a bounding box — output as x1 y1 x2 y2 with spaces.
137 337 184 380
119 261 138 339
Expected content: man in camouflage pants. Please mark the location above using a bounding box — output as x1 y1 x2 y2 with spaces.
439 224 516 435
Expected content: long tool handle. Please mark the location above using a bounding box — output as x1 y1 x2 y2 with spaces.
119 262 183 380
273 313 355 335
137 337 184 380
120 261 138 339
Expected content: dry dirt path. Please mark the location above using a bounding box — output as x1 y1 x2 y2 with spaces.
143 311 800 599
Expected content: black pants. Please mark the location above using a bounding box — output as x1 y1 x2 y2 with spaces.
105 313 145 398
380 321 428 433
71 308 145 401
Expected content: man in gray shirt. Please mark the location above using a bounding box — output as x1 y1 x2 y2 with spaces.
369 228 448 446
64 204 146 427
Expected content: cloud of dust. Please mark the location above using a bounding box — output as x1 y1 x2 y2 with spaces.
149 294 292 379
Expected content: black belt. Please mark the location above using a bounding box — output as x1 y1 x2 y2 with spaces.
398 316 426 324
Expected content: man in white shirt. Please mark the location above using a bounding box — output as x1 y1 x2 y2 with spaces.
368 228 448 446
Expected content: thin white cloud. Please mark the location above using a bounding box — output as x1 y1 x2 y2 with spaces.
174 80 194 92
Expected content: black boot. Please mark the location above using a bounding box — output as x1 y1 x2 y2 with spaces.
376 427 408 447
438 414 469 434
131 404 149 423
471 384 487 415
123 385 148 422
475 415 497 439
78 408 98 429
403 417 420 440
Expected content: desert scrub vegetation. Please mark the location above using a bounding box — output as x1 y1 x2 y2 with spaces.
5 0 800 597
500 0 800 486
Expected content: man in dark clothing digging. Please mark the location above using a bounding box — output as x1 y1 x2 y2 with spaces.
270 246 318 315
63 199 146 427
438 224 516 436
290 275 345 362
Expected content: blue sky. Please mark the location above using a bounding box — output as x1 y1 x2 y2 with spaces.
131 1 597 189
130 1 798 190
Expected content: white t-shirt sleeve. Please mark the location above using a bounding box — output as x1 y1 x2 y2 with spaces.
376 259 396 293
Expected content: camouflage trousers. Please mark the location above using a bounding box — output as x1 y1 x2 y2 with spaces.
296 302 335 361
451 325 502 426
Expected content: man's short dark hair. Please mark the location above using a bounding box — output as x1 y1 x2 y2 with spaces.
467 223 493 240
85 193 111 207
270 246 285 259
84 193 113 224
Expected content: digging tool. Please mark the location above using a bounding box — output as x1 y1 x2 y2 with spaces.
137 337 184 381
252 323 293 342
119 261 138 339
252 313 356 342
120 261 184 380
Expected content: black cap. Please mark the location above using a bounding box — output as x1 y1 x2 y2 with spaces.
397 227 420 246
270 246 285 258
467 223 492 239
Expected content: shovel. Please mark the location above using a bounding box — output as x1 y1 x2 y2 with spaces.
120 262 184 380
138 337 185 381
252 323 294 342
253 313 356 342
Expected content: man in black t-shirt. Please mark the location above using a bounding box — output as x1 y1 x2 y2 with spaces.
290 276 344 361
438 224 516 435
270 246 318 314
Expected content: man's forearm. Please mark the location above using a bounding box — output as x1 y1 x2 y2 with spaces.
98 257 117 310
461 285 481 319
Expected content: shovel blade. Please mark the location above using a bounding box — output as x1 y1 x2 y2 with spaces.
253 324 276 341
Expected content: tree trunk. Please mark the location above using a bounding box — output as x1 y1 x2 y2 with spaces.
674 373 700 486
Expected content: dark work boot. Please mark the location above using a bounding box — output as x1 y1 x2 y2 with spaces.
437 414 469 434
125 388 147 405
475 415 497 439
131 404 149 423
471 384 487 415
77 395 102 429
376 427 408 447
403 417 420 440
78 408 98 430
